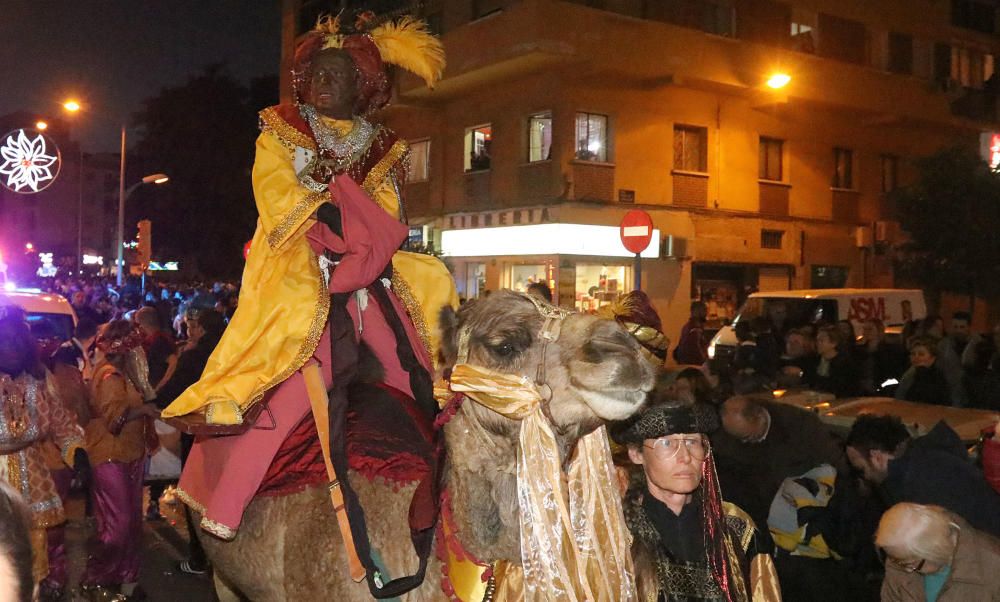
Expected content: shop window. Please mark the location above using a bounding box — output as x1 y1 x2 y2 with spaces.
833 147 854 189
758 137 784 181
952 0 996 34
810 265 849 288
528 112 552 163
880 155 899 193
407 139 430 182
575 112 608 162
673 125 708 172
465 263 486 299
511 264 550 295
576 264 627 312
888 32 913 75
464 124 492 172
760 229 784 249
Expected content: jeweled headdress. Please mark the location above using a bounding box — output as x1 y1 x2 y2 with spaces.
292 12 446 114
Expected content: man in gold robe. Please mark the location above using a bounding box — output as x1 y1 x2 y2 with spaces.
161 16 457 542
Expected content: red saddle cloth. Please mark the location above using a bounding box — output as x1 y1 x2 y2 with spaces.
257 382 437 526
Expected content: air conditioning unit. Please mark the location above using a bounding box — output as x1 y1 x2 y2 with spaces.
663 235 687 258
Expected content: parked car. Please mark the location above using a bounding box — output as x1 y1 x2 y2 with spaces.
708 288 927 370
0 289 77 356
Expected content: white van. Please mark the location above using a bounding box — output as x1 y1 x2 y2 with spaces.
707 288 926 366
0 289 78 355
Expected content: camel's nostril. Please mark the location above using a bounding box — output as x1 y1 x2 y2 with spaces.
586 336 634 357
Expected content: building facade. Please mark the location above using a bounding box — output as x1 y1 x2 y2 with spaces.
285 0 1000 338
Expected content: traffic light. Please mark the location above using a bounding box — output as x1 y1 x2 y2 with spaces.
136 220 152 268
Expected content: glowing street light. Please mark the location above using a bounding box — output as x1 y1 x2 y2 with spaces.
24 243 33 251
35 121 48 131
143 173 169 185
766 73 791 89
62 100 81 113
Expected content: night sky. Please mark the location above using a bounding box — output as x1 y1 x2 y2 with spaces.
0 0 282 152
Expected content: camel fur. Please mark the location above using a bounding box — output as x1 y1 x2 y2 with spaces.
199 291 656 601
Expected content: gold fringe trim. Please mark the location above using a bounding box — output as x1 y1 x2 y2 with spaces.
259 107 316 154
391 270 434 363
266 190 328 250
243 261 331 418
173 486 206 514
363 139 408 197
174 486 237 540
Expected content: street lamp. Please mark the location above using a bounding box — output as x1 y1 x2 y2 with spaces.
766 72 791 89
116 173 168 286
35 121 48 131
61 99 86 273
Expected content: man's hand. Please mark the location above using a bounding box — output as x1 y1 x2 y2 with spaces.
316 203 343 237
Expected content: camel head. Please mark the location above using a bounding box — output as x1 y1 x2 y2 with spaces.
440 290 656 436
438 291 656 562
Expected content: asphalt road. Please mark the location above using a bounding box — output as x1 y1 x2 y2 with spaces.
60 487 217 601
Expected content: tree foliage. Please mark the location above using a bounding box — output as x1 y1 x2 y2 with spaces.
131 65 277 277
891 146 1000 298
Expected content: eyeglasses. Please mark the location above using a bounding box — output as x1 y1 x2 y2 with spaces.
877 548 925 573
643 436 709 461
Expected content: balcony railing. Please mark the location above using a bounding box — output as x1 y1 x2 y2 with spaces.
672 171 708 208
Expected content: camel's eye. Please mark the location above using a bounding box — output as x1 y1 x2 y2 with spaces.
491 342 515 358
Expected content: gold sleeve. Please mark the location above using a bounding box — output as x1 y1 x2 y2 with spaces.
252 132 327 251
750 553 782 602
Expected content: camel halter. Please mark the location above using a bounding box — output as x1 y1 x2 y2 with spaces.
442 294 637 602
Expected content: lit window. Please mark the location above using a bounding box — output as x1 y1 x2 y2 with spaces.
407 139 430 182
464 125 492 172
575 112 608 162
833 148 854 189
673 125 708 172
758 137 784 181
528 112 552 163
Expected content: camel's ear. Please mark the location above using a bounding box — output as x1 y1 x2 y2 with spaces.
438 304 461 367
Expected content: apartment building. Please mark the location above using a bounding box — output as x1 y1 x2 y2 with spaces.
287 0 1000 336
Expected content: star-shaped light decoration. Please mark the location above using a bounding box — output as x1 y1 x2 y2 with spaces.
0 129 61 193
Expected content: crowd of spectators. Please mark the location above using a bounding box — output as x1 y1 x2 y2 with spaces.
681 303 1000 410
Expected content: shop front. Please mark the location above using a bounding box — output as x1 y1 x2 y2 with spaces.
440 222 659 311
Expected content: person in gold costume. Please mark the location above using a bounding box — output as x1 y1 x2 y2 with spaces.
161 13 457 557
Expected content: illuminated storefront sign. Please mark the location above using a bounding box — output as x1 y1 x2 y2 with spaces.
440 224 661 258
0 128 61 193
36 252 56 277
82 254 104 265
148 261 179 271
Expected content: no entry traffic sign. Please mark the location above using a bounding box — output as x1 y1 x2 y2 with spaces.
620 210 654 255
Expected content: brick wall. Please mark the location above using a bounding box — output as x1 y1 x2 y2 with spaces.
758 182 789 217
572 161 614 202
672 173 708 207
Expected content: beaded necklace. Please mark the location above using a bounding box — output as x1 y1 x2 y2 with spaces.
299 103 376 172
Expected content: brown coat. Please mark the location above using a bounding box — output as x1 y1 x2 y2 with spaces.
881 518 1000 601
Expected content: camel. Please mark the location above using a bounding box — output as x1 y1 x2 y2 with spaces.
200 291 656 601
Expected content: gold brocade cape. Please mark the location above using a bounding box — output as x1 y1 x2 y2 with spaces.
162 107 457 425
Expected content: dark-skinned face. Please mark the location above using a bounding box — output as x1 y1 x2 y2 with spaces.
306 49 359 119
